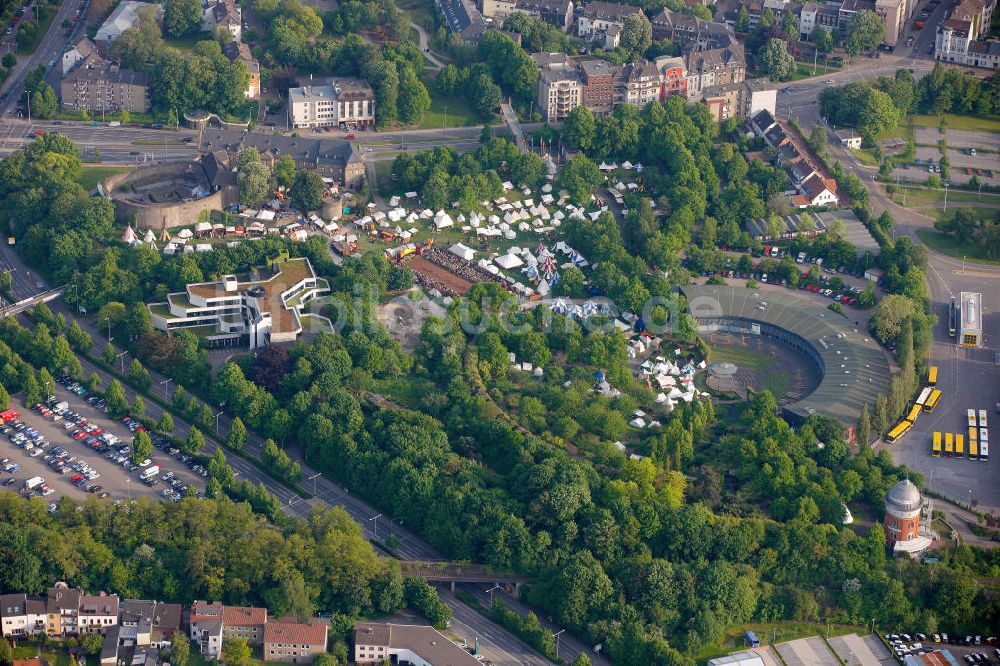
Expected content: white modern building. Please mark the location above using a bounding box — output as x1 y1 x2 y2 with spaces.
354 623 481 666
287 79 375 129
148 258 331 349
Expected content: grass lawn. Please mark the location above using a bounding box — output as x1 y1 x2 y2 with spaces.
790 62 840 81
910 113 1000 133
76 165 133 191
890 184 1000 206
915 229 1000 265
374 160 396 198
164 31 213 52
707 345 776 372
761 371 791 398
850 148 880 167
12 645 39 659
696 622 867 661
16 4 58 55
408 93 483 130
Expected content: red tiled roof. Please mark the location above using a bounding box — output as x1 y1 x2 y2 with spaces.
222 606 267 627
263 621 327 646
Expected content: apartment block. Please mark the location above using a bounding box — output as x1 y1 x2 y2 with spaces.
59 61 150 114
287 79 375 129
684 41 747 99
118 600 183 647
577 0 643 46
46 585 82 638
0 594 47 639
700 77 776 124
263 621 329 664
480 0 574 30
935 0 998 66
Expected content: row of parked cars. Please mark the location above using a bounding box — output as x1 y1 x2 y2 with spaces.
886 633 998 662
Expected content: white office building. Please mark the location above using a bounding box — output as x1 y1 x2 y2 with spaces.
287 79 375 129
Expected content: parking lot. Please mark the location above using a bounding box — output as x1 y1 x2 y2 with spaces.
884 633 999 665
0 379 205 508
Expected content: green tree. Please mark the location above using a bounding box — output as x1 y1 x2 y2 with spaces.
158 411 174 434
170 632 190 666
273 155 296 189
290 169 326 212
132 395 146 417
221 637 252 666
133 430 153 463
620 13 652 57
30 83 58 119
80 633 103 655
562 106 596 151
558 153 603 204
172 384 188 411
471 74 502 120
163 0 201 36
0 637 12 665
200 404 215 430
238 156 273 206
227 416 248 452
1 52 14 68
66 321 92 351
102 343 117 365
128 358 152 392
759 38 795 81
398 64 431 124
846 10 885 56
105 379 128 416
184 427 206 453
814 26 833 55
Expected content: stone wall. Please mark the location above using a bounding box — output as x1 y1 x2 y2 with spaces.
103 163 237 230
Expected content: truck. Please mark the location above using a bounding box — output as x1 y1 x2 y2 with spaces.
52 401 69 412
138 465 160 481
24 476 44 490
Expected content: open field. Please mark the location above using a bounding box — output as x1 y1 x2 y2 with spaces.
850 148 880 166
915 229 1000 265
408 93 483 130
889 184 1000 206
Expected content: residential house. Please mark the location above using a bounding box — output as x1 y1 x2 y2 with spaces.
61 38 99 75
263 621 329 663
480 0 574 30
650 8 732 48
577 1 643 46
0 594 47 639
100 627 122 666
751 108 777 135
353 623 481 666
656 55 688 99
189 605 224 659
967 39 1000 68
118 600 183 647
222 605 268 645
435 0 488 40
616 59 661 108
935 0 999 67
46 585 83 638
875 0 907 45
202 0 242 40
797 1 840 39
149 259 330 349
78 593 119 635
222 42 261 99
935 18 973 61
699 77 776 124
94 1 163 55
793 173 839 207
60 61 151 114
833 128 862 148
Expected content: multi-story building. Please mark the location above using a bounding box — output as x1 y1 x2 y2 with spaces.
0 594 47 639
657 55 688 100
934 0 998 65
61 38 99 75
936 18 974 61
699 77 776 124
577 0 643 45
797 1 841 39
435 0 488 40
875 0 907 45
46 585 83 638
616 59 661 108
78 594 119 635
287 79 375 129
650 8 733 48
480 0 574 30
967 39 1000 68
223 42 261 99
59 61 150 114
263 621 329 664
580 59 616 114
149 258 331 349
684 41 746 99
746 0 795 24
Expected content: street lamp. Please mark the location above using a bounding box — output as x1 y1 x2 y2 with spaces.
25 90 31 124
943 182 950 210
104 317 113 343
214 410 224 434
158 378 171 399
115 351 127 373
553 629 565 659
486 584 502 606
306 472 320 495
369 513 382 539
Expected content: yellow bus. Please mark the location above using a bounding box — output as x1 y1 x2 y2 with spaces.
980 428 989 463
969 435 979 461
945 432 954 457
928 366 938 386
955 434 964 458
932 432 942 457
906 404 922 423
887 421 912 443
923 389 942 413
968 409 978 428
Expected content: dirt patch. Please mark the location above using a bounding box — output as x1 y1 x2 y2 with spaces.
405 255 474 295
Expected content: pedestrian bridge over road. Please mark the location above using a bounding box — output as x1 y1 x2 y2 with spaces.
398 561 528 592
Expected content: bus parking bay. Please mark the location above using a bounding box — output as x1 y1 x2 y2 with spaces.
888 364 997 510
0 384 204 505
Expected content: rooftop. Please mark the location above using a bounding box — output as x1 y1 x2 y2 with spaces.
353 623 481 666
680 285 892 427
263 620 328 646
62 62 149 87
